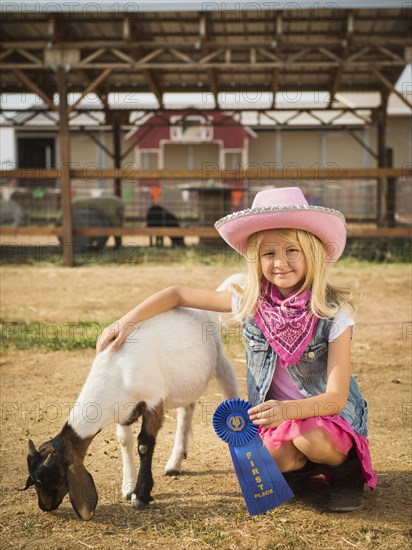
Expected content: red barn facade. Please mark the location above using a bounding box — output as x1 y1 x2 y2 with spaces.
126 111 256 212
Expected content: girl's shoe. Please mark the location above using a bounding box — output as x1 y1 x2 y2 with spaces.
283 460 320 494
327 450 364 512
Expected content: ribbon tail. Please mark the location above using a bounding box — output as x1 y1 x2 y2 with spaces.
229 436 294 516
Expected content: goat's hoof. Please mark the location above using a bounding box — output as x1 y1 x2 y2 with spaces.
130 494 149 510
122 483 136 500
165 468 182 476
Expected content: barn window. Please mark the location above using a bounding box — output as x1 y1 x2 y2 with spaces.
170 115 213 141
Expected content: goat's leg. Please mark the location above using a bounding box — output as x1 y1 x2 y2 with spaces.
165 402 195 476
131 402 164 510
116 424 137 500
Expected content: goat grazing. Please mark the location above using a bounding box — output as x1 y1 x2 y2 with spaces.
24 302 239 520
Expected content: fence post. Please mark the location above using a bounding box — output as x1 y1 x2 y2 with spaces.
386 147 396 227
57 67 74 266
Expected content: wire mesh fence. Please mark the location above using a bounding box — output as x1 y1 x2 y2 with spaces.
1 177 410 228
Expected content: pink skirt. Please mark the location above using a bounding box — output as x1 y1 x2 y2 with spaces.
259 415 378 489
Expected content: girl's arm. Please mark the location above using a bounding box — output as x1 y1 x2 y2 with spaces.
96 286 233 353
249 327 352 427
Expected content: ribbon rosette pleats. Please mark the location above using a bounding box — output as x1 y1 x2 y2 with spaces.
213 398 294 515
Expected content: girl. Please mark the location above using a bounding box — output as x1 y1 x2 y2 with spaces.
97 187 377 512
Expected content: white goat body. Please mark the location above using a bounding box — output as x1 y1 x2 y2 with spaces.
71 307 234 437
26 301 239 519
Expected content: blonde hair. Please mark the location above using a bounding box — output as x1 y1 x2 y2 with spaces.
232 228 356 322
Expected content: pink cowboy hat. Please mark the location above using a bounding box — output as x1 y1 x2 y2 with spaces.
214 187 347 261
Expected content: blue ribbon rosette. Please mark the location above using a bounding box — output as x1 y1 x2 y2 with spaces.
213 398 294 515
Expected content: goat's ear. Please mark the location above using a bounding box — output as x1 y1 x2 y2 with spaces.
28 439 38 457
66 457 98 521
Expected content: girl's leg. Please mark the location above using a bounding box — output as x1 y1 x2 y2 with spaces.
292 427 346 466
261 436 307 472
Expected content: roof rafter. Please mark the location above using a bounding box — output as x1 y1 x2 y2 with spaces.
0 7 409 115
11 69 57 111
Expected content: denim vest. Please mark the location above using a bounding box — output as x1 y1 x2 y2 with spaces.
243 316 368 436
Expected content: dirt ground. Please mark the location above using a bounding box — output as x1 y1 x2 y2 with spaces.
0 261 411 549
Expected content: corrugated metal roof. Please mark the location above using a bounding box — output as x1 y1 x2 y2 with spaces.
2 1 407 13
1 5 410 112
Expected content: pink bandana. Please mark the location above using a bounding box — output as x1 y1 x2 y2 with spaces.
254 282 318 368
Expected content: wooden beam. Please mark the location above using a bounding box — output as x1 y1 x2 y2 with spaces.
77 69 110 110
2 35 411 51
271 13 282 109
318 47 341 63
346 226 411 238
198 12 219 108
207 69 219 108
385 147 396 227
141 69 164 107
16 49 42 66
347 129 378 160
1 168 410 180
135 48 165 65
1 227 64 236
79 48 107 66
68 68 113 113
377 92 389 227
371 67 412 109
286 49 312 63
120 122 158 161
123 17 131 41
328 10 354 107
377 46 405 63
81 130 114 159
0 105 378 115
121 17 164 109
198 49 223 64
110 48 135 64
57 67 74 267
1 226 410 239
3 59 407 71
74 227 219 238
0 49 13 61
113 121 122 198
11 69 57 111
169 48 193 64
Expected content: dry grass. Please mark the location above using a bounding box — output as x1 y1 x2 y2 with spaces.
0 262 411 549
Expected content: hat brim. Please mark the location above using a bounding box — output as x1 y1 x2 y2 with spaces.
215 206 347 262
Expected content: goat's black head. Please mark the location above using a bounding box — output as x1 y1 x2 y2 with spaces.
25 433 98 520
25 439 68 512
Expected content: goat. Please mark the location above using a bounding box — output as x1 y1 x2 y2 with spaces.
146 205 185 248
24 298 239 520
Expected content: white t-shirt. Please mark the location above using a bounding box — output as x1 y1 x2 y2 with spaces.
328 308 355 342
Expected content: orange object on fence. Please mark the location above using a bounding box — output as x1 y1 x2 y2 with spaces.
232 190 244 208
149 186 161 204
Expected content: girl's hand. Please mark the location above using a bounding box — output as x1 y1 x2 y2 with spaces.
248 400 287 428
96 320 137 353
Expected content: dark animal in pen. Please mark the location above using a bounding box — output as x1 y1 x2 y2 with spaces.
146 205 185 248
57 196 125 252
24 279 240 519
